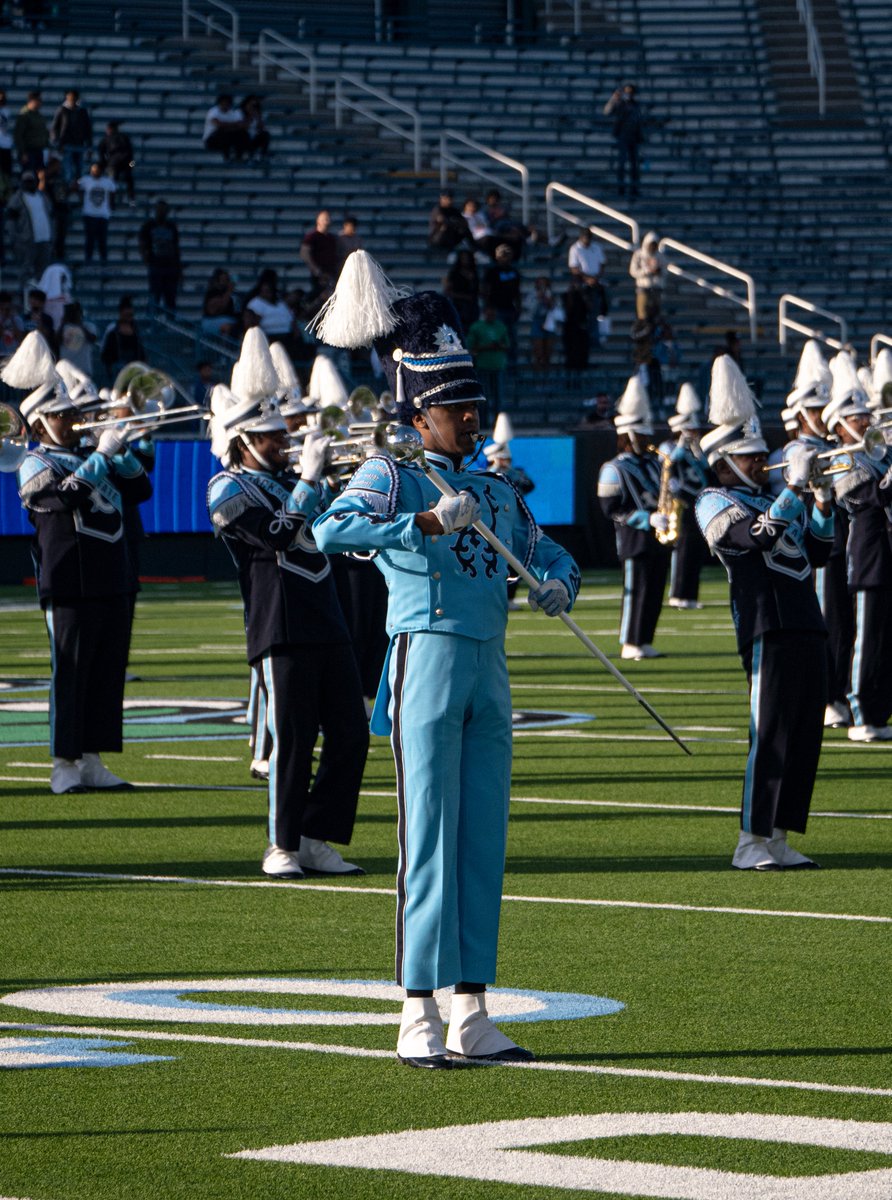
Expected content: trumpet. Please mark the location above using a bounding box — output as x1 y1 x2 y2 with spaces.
766 427 887 486
75 404 209 434
0 401 29 474
285 422 388 480
73 362 208 434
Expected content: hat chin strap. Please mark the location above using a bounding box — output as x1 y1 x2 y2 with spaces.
837 416 862 444
240 431 271 471
803 409 825 439
722 454 759 489
421 406 484 465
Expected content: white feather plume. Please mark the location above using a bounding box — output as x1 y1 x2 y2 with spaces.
873 348 892 398
269 340 300 391
675 382 700 417
617 374 652 422
0 331 58 390
209 384 240 462
708 355 755 426
237 328 280 401
857 365 875 404
230 359 244 397
829 350 861 401
308 355 349 407
308 250 407 348
493 412 515 444
794 339 831 390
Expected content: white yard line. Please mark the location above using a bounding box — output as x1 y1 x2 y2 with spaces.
509 683 747 696
144 754 241 763
0 868 889 924
0 1020 889 1098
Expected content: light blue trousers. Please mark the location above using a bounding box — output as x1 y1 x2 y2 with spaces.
388 631 513 990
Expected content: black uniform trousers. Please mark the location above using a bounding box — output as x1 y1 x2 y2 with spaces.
44 596 131 761
258 641 369 851
669 505 707 603
621 544 670 647
741 630 827 837
816 555 855 708
849 587 892 728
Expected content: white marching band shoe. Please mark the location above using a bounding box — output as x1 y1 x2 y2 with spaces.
848 724 892 743
249 758 270 779
50 758 85 795
445 992 535 1062
621 644 645 660
397 997 453 1069
77 754 133 790
766 829 819 870
824 701 851 728
639 644 664 659
297 838 365 876
261 846 304 878
731 831 781 871
668 598 703 610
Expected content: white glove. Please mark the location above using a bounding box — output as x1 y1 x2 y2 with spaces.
299 431 332 483
813 482 834 505
528 579 570 617
785 444 817 489
97 427 127 458
433 490 480 535
649 512 670 533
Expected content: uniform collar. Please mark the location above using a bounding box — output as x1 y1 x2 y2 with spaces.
424 450 460 472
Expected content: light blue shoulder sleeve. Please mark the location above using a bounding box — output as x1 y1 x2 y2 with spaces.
313 459 422 554
206 472 251 533
596 461 622 497
695 487 747 547
342 454 401 517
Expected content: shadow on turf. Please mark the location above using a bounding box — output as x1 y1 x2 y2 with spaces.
545 1045 892 1064
0 813 395 833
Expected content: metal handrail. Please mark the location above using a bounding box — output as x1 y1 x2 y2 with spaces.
256 29 319 114
869 333 892 364
543 0 581 35
797 0 826 117
778 295 847 353
545 181 639 252
440 132 530 226
659 237 758 344
182 0 240 68
334 74 423 173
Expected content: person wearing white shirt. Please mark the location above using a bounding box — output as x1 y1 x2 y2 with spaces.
77 162 115 265
568 228 609 347
203 94 249 161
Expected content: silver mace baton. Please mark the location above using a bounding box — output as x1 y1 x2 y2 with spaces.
418 453 692 756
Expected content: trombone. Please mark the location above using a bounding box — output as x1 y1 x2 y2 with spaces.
0 402 29 473
72 362 208 434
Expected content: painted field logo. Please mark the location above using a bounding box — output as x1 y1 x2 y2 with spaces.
0 699 593 746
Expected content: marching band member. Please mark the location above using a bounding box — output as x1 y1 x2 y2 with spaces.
206 328 369 876
597 374 671 659
765 405 800 498
5 332 152 794
312 257 580 1067
696 355 833 870
825 353 892 743
661 383 710 610
783 341 853 729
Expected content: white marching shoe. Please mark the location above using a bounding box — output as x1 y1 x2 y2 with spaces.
261 846 304 878
297 838 364 876
78 754 132 790
848 724 892 743
621 644 644 660
639 644 664 659
824 701 851 729
445 992 535 1062
50 758 85 795
397 997 453 1069
250 758 269 780
731 831 780 871
766 829 820 870
668 598 702 610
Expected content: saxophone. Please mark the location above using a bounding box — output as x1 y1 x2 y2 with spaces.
647 445 683 546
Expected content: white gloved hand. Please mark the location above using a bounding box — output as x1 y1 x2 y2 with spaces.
97 426 127 458
528 579 570 617
813 481 834 505
433 490 480 535
785 444 817 489
298 431 332 483
649 512 670 533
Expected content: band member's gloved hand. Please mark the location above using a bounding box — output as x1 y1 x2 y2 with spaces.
433 491 480 535
785 444 818 489
528 579 570 616
649 512 670 533
299 431 332 484
813 481 834 505
96 426 127 458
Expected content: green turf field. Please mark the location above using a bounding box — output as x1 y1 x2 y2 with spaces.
1 570 891 1200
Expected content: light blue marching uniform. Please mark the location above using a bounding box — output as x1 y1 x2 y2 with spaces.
314 450 580 989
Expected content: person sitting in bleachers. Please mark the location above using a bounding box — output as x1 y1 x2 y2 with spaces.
202 94 249 161
240 95 270 161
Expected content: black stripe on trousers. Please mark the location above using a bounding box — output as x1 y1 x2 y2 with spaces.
391 632 411 987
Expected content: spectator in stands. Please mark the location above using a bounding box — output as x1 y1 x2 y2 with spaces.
240 95 270 161
50 90 93 183
629 231 665 319
530 276 562 370
37 260 72 331
139 199 182 313
483 187 527 260
0 289 24 353
202 94 249 161
22 287 56 351
562 285 590 370
578 392 614 428
604 82 645 199
38 154 72 260
337 214 363 265
568 227 608 345
244 269 299 350
58 300 97 375
300 209 340 299
466 302 510 411
482 243 522 366
201 266 240 338
428 189 470 252
193 360 216 408
13 91 48 175
98 120 135 205
462 196 496 259
0 89 13 177
442 248 479 334
76 160 115 267
101 295 145 384
6 170 53 286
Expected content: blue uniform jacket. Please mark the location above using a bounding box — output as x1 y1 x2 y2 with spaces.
597 450 664 560
832 444 892 590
